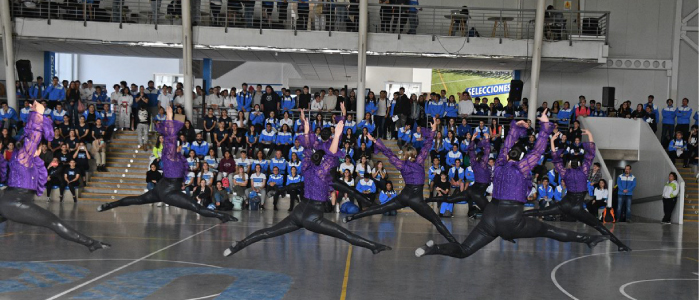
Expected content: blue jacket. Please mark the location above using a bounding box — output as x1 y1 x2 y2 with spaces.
290 145 304 161
379 190 397 204
537 185 554 200
280 96 295 113
553 186 566 201
446 150 463 166
286 174 303 185
557 108 573 125
464 166 475 184
412 132 424 149
356 179 376 193
448 167 466 183
287 161 302 175
694 111 698 126
249 112 265 126
428 165 443 182
365 101 378 116
236 92 253 111
190 140 210 157
19 107 32 124
357 120 375 133
259 129 277 143
268 174 284 186
398 127 412 142
644 103 659 122
444 102 458 117
50 109 68 123
676 106 693 125
270 158 288 175
617 174 637 196
275 132 293 145
547 169 561 187
43 85 65 101
668 139 687 152
92 91 110 103
662 106 677 125
29 83 46 99
0 107 18 121
457 124 471 137
102 110 117 127
425 100 444 118
344 120 357 135
82 110 103 122
252 159 270 173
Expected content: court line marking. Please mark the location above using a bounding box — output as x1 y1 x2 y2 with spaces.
29 259 223 269
684 257 699 263
619 278 698 300
45 224 220 300
339 246 353 300
550 248 698 300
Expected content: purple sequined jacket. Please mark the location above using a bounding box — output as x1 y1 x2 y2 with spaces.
297 132 343 202
468 138 492 184
492 120 554 202
374 128 434 186
156 120 189 179
552 142 595 193
8 112 54 196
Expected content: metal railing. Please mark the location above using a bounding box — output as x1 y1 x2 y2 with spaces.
11 1 609 43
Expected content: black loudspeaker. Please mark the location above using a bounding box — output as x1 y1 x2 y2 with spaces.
509 80 524 104
15 60 33 82
602 87 615 107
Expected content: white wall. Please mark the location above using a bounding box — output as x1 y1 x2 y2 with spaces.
365 66 432 93
78 54 180 87
201 62 287 89
0 48 44 81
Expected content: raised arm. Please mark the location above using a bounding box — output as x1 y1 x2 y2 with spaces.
496 119 528 166
17 104 54 166
416 120 439 165
518 121 554 174
551 149 566 177
580 129 596 174
372 137 404 170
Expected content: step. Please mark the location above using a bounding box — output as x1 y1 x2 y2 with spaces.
85 182 147 190
89 176 146 184
107 157 153 163
105 162 151 169
80 192 141 200
92 170 146 179
83 186 146 195
107 152 153 158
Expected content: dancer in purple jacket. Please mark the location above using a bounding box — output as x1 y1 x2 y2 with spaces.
416 110 607 258
0 101 109 251
97 107 237 223
224 109 390 257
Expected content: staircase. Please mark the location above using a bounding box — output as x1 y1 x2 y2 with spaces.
677 163 698 223
373 139 432 198
80 130 156 202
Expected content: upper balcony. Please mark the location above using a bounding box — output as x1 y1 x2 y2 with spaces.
9 1 610 72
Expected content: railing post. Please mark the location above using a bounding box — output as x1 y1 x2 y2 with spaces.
83 0 87 26
225 0 229 32
155 0 159 30
119 0 124 28
397 6 401 39
605 13 609 45
328 1 333 36
260 1 263 34
432 7 435 38
47 0 51 25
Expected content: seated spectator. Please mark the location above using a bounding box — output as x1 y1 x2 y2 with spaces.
73 142 91 179
183 169 197 197
235 151 252 173
191 133 209 159
276 124 293 155
430 131 445 166
448 159 466 193
553 179 567 202
372 161 387 189
685 125 698 168
229 123 245 155
459 132 472 154
246 164 267 209
193 179 213 207
290 139 305 161
0 102 18 131
397 124 412 151
354 142 372 161
285 166 303 211
356 173 377 208
146 163 162 191
412 126 424 151
587 179 608 219
46 158 63 191
62 159 81 203
64 130 79 151
267 166 285 210
232 165 249 197
379 181 398 216
270 150 288 176
537 178 554 211
49 129 63 153
218 151 236 183
213 181 233 211
432 173 451 217
631 104 646 120
446 144 463 168
344 114 357 136
339 169 356 203
151 135 164 169
567 137 585 161
547 168 561 188
178 134 191 156
357 127 374 151
590 102 607 117
212 121 230 154
55 144 71 165
245 126 259 156
200 162 215 186
557 102 573 125
340 141 354 162
249 105 265 132
186 150 200 172
203 108 217 142
180 120 197 143
252 150 270 174
355 156 373 179
668 131 687 163
204 148 219 173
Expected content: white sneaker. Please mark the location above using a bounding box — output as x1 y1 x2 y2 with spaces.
335 204 340 213
157 202 163 207
165 204 170 207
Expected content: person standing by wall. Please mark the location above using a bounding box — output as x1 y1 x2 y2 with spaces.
616 165 637 222
661 99 677 148
661 172 679 224
676 98 693 139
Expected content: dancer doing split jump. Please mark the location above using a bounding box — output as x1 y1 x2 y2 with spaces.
522 130 631 251
224 109 391 257
0 101 110 251
97 107 237 223
342 119 459 244
416 110 608 258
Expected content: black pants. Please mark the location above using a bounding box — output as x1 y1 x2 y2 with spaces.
346 184 458 243
375 116 386 139
0 188 104 250
586 199 606 218
99 178 236 222
104 125 115 141
426 182 489 216
225 197 389 256
278 1 288 23
662 197 677 223
523 192 629 250
685 145 698 166
60 181 79 201
421 199 605 258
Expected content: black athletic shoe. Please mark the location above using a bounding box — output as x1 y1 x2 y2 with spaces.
219 214 238 223
584 235 609 249
372 244 392 254
342 216 351 223
88 241 111 252
617 245 632 252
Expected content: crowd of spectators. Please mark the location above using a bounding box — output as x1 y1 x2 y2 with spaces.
4 76 697 218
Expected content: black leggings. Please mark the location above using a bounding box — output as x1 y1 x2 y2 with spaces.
426 182 489 214
522 192 630 250
0 188 105 250
421 199 606 259
99 178 236 222
225 198 389 255
345 184 458 243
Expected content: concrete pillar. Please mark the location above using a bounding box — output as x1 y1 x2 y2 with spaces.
355 0 368 119
527 0 546 127
182 0 194 120
1 2 17 109
203 58 212 92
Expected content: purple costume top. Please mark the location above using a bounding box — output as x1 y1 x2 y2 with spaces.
297 132 343 202
8 112 54 196
552 142 595 193
374 128 434 185
0 154 7 184
468 138 492 184
156 120 188 179
492 120 554 203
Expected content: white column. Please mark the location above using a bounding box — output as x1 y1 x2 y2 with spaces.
182 0 194 120
669 0 683 100
1 0 17 109
355 0 368 119
527 0 546 127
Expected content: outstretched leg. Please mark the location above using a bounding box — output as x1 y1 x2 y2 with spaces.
165 191 238 223
417 209 498 258
407 197 458 243
268 182 304 197
97 190 159 212
343 197 405 223
505 213 608 248
425 189 469 204
567 199 631 251
1 190 109 252
304 214 391 254
522 200 565 217
224 215 300 257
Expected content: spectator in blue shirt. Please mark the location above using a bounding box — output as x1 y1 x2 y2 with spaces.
280 89 295 115
237 84 253 114
356 173 377 206
537 178 555 209
443 96 458 120
191 133 210 159
661 99 677 148
270 150 288 175
456 118 471 137
553 180 567 202
557 101 573 125
267 167 285 210
445 144 463 167
425 93 444 120
616 165 637 222
379 181 398 216
249 105 265 133
676 97 693 139
668 131 687 163
357 113 376 135
397 123 412 151
259 123 277 156
407 0 421 34
412 126 424 150
29 76 46 101
101 103 117 141
43 77 65 109
19 100 31 126
0 102 18 130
